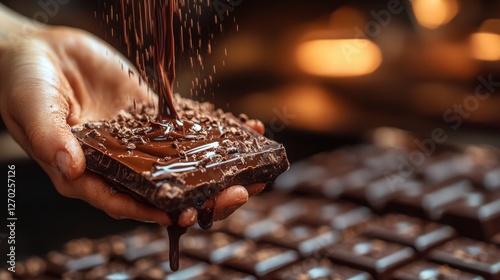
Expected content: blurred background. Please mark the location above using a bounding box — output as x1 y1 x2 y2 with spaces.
2 0 500 263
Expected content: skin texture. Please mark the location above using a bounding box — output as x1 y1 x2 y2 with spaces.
0 5 265 227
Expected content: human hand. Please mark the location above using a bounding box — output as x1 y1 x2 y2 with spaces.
0 24 265 226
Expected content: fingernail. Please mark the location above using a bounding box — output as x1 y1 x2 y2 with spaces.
56 151 72 179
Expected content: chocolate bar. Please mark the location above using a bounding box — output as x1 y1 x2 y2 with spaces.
71 95 289 271
71 94 289 215
326 238 416 280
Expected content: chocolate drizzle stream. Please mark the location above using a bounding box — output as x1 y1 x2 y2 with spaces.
197 198 217 230
117 0 177 120
166 211 187 271
153 0 177 120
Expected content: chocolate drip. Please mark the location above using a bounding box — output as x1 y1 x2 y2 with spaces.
197 198 216 230
166 223 187 271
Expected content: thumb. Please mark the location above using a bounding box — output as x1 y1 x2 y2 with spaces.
3 44 85 180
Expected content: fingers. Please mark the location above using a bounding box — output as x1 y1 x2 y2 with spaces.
245 119 265 135
1 42 85 180
45 158 264 226
103 193 172 226
43 159 195 227
213 185 249 221
245 183 266 196
211 183 266 221
43 164 173 226
178 207 197 227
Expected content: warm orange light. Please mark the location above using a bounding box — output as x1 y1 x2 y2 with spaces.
295 39 382 77
238 84 349 132
411 0 459 29
471 32 500 61
280 85 341 132
372 127 411 149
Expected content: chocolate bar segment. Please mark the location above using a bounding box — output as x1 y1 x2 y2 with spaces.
428 238 500 280
71 95 289 214
274 258 372 280
180 230 247 264
326 238 415 280
440 191 500 241
221 241 299 279
392 261 484 280
260 222 340 257
363 214 456 253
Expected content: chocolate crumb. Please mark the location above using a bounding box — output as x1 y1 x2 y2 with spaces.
71 125 85 133
126 143 136 150
86 129 101 138
158 184 183 199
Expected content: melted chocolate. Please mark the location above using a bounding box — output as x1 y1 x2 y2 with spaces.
152 0 177 120
166 221 187 271
118 0 177 120
93 0 288 272
197 198 217 230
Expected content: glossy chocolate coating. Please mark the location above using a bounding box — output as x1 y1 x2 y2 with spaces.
71 95 289 213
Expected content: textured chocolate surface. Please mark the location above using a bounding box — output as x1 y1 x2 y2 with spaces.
71 94 289 214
